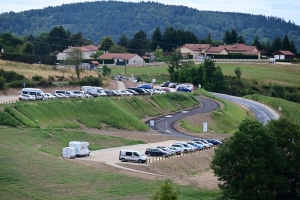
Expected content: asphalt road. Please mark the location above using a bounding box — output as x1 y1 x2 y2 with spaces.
212 93 279 125
145 98 219 140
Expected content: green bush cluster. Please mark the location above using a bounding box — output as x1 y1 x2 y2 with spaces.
69 75 102 86
212 54 258 59
0 110 19 127
0 53 56 65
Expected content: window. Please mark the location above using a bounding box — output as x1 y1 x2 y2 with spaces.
125 152 132 156
22 91 28 94
133 152 139 156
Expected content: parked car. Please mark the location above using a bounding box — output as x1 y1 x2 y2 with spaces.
193 138 213 147
175 142 196 152
160 81 170 87
145 148 169 157
156 146 175 156
128 87 146 95
206 139 222 145
193 141 210 148
168 147 182 155
119 150 147 163
126 89 139 95
19 94 36 101
137 84 153 89
186 142 203 150
71 90 84 98
45 93 56 100
169 144 190 154
176 85 193 92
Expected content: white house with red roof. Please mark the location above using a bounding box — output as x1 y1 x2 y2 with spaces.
98 53 144 65
57 45 98 60
178 44 211 58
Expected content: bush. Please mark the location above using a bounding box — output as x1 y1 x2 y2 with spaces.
151 179 179 200
32 75 43 82
0 76 5 90
0 111 19 127
0 69 25 83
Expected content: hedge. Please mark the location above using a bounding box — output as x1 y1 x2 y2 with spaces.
212 54 259 59
0 53 56 65
80 59 114 64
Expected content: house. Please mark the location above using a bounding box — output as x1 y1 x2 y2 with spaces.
98 53 144 65
57 45 98 60
177 44 211 59
205 46 228 57
224 43 259 54
272 50 295 60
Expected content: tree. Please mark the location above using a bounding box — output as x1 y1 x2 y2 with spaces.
98 36 115 52
251 35 261 50
230 29 238 44
67 48 82 79
109 45 127 53
211 119 286 200
153 48 163 61
91 50 104 59
102 65 111 76
282 34 290 50
205 33 212 44
270 36 282 53
48 26 69 52
238 34 245 44
117 34 130 49
289 40 297 54
151 179 179 200
33 32 51 56
266 118 300 199
151 27 163 51
222 30 231 44
168 50 182 82
20 42 33 55
234 67 242 79
128 30 149 56
162 27 178 52
69 32 93 46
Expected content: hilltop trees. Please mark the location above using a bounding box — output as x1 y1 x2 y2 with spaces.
98 36 115 52
151 27 163 51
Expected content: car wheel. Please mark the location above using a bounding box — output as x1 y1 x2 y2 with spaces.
148 153 151 156
138 159 142 163
184 149 188 154
121 158 125 162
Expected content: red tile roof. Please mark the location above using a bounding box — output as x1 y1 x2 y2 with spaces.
225 44 257 52
243 51 260 55
272 50 294 55
83 45 98 51
89 61 99 65
181 44 211 51
98 53 138 60
206 46 227 53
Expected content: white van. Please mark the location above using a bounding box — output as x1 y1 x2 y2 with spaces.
55 90 76 98
61 147 76 159
81 86 107 97
20 88 46 100
69 141 90 157
119 150 147 163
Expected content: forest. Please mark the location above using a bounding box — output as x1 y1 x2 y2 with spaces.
0 1 300 50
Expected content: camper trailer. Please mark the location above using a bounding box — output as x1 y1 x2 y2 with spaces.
20 88 46 100
69 141 90 157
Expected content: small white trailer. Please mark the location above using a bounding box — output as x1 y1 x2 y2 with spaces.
61 147 76 159
69 141 90 157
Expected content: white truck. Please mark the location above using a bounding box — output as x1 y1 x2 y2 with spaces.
61 147 76 159
69 141 90 157
81 86 107 97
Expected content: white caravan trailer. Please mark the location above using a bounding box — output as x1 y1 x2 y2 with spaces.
69 141 90 157
81 86 107 97
61 147 76 158
20 88 46 100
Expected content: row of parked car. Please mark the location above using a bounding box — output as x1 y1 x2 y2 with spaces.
161 81 195 92
119 138 222 164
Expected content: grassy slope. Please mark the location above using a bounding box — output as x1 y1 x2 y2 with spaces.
0 93 199 131
0 127 220 200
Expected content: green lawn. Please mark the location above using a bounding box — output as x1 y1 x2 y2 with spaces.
0 127 221 200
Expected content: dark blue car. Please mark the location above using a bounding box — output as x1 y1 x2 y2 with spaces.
176 85 192 92
145 148 169 157
206 139 222 145
137 84 153 89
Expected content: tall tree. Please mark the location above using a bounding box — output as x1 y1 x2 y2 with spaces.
282 34 290 50
69 32 93 47
230 29 238 44
48 26 69 52
128 30 149 56
33 32 51 56
205 33 212 44
289 40 297 54
211 119 286 200
238 34 245 44
162 27 178 52
98 36 115 52
168 50 182 82
109 45 127 53
270 36 282 53
151 27 163 51
251 35 261 50
117 34 130 49
20 42 33 55
67 48 82 79
222 30 231 45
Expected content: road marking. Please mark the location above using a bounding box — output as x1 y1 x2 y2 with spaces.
166 130 171 133
164 115 173 118
181 111 189 113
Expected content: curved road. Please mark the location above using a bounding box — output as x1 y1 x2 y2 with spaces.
145 98 219 139
147 94 279 139
212 93 279 125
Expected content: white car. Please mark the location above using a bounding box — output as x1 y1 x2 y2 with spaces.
193 141 210 148
71 90 84 98
170 144 190 154
19 94 36 101
45 93 56 100
175 142 196 152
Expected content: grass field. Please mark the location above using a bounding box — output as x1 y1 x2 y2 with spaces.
0 127 221 200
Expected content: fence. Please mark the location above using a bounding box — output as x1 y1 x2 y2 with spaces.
0 100 18 105
145 146 218 165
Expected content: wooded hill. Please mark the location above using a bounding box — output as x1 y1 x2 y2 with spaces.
0 1 300 49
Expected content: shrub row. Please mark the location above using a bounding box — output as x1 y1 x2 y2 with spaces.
0 53 56 65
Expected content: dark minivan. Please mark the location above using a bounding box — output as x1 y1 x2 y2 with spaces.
128 87 146 95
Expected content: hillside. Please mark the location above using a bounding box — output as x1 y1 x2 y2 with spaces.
0 1 300 49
